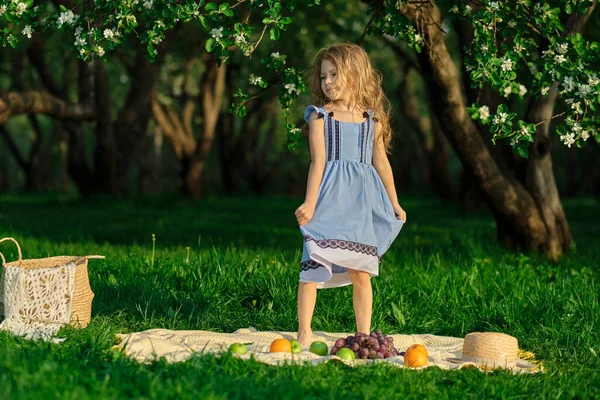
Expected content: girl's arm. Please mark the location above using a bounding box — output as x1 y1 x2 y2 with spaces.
295 111 326 226
372 122 407 222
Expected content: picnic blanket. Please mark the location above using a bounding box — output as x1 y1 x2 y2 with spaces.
115 327 543 373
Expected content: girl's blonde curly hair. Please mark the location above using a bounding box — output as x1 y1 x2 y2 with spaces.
309 43 393 153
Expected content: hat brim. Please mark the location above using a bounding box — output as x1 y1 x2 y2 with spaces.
446 358 538 371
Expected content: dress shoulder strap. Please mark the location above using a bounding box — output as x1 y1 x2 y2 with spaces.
304 105 326 123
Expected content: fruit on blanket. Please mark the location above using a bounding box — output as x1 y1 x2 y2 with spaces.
270 338 292 353
309 341 329 356
228 343 248 354
404 344 428 368
330 330 399 359
290 339 302 354
336 347 356 361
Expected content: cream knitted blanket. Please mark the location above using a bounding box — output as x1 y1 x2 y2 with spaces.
116 327 543 373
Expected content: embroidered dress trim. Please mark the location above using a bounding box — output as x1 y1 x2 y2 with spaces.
304 235 378 257
300 260 325 272
327 115 333 161
365 117 371 163
335 120 340 160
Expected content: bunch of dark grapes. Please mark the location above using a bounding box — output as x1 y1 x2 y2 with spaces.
330 329 399 359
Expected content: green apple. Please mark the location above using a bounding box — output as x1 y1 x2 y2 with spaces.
290 340 302 354
336 347 356 361
228 343 247 354
309 341 328 356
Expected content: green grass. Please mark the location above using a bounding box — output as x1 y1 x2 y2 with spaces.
0 194 598 399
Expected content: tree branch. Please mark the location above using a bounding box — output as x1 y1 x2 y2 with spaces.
0 90 95 125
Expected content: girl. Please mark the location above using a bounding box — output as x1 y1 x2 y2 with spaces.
294 43 406 346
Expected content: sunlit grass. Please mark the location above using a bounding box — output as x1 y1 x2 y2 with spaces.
0 194 598 399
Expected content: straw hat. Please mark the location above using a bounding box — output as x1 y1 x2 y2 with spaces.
447 332 530 370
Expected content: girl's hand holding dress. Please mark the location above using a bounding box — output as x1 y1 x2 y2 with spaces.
393 202 407 222
295 201 316 226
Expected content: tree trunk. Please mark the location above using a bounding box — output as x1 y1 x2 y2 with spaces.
398 67 455 201
400 1 580 259
182 54 226 198
152 53 226 198
110 46 166 196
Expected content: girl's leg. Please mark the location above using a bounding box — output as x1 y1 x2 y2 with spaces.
348 269 372 334
297 281 318 346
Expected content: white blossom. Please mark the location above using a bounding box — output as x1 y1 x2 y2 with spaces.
234 33 246 44
577 84 591 98
290 127 301 134
571 102 583 114
508 21 517 28
561 132 576 148
414 34 423 43
284 83 297 95
503 86 512 97
581 130 590 141
514 42 525 52
16 2 27 16
464 5 472 14
75 36 86 47
21 25 33 39
501 57 514 72
249 74 264 86
488 2 500 11
103 29 115 40
557 43 568 55
210 27 224 40
155 20 165 29
541 49 554 58
554 54 566 64
520 125 529 136
479 105 490 120
493 112 508 125
541 87 550 96
450 5 459 13
271 52 284 61
588 73 600 86
562 76 575 93
143 0 153 9
0 5 7 16
96 46 105 57
57 10 77 28
519 84 527 96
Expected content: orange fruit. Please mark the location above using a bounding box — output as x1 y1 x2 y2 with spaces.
270 338 292 353
404 344 428 368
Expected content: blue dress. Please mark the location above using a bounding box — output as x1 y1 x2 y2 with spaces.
300 105 404 289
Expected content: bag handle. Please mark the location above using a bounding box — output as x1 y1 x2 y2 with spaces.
0 237 23 268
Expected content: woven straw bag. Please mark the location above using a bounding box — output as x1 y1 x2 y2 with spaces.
0 237 104 328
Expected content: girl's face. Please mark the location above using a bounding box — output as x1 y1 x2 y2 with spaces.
320 59 344 101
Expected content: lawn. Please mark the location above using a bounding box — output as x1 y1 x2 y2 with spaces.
0 194 598 399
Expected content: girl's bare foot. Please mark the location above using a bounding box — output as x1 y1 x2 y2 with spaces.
297 330 312 347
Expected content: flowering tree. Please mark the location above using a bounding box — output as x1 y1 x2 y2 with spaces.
1 0 598 257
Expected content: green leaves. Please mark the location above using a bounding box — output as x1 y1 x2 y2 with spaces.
205 38 216 53
269 27 280 40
